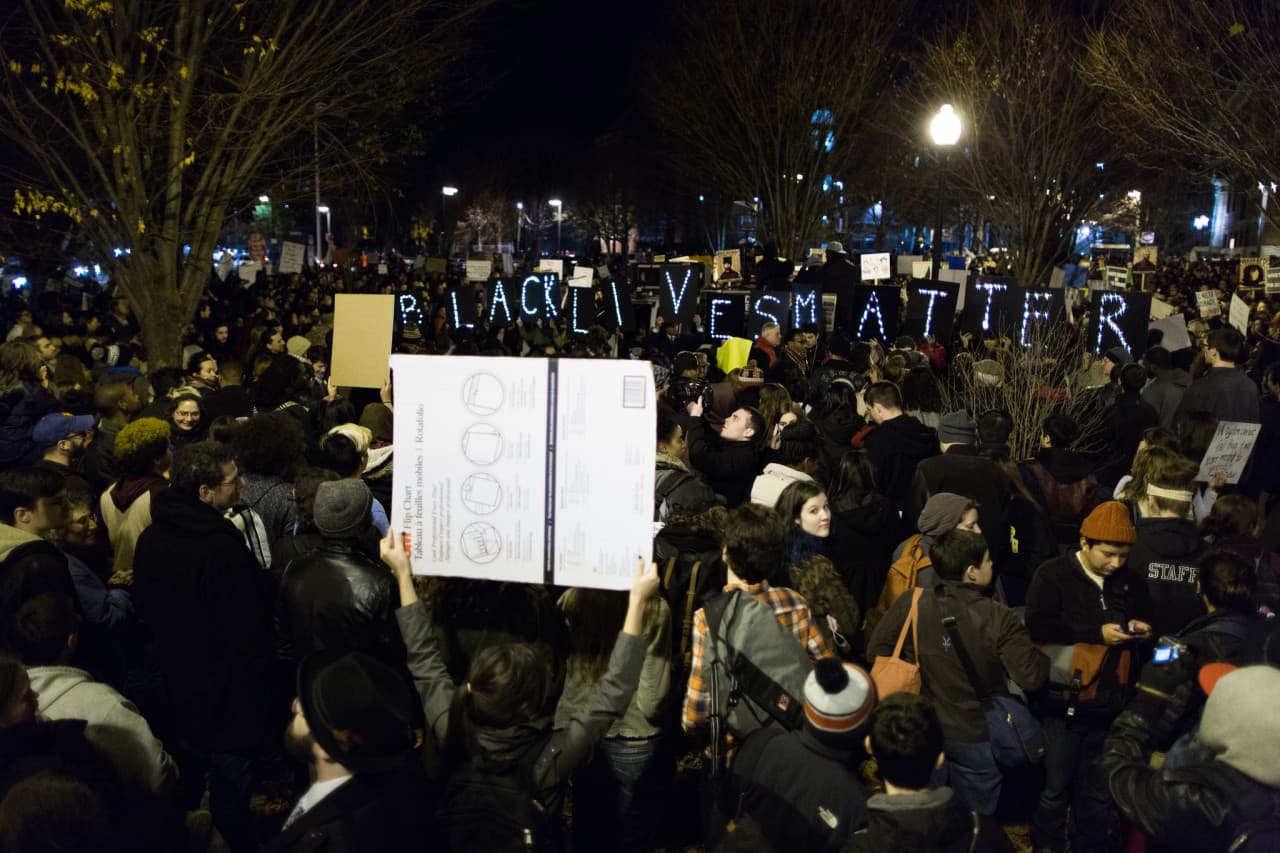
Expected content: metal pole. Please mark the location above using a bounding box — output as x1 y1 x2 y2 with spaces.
556 216 562 255
932 156 945 281
314 118 322 266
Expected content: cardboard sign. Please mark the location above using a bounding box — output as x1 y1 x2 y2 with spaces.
466 259 493 282
860 252 891 281
1196 289 1221 319
657 264 701 325
569 265 594 289
332 294 395 388
1088 290 1151 356
537 258 565 279
911 261 932 280
791 282 822 329
1229 294 1250 335
1149 313 1192 352
389 354 656 590
425 257 447 274
849 285 901 343
903 281 958 343
898 254 924 276
1239 257 1266 288
1150 296 1177 320
278 241 306 275
747 290 791 338
1195 421 1262 485
705 293 747 342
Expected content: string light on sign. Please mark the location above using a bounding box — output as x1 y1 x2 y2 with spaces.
1020 291 1053 347
917 289 944 338
753 294 784 327
609 281 626 328
450 290 473 330
857 290 886 340
664 269 693 317
975 282 1008 332
708 297 734 341
519 275 541 317
398 293 424 327
488 281 514 325
793 288 819 327
1095 292 1130 354
540 273 560 319
569 287 590 334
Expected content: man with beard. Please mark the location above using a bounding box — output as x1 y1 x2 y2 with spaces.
268 651 430 852
32 412 93 495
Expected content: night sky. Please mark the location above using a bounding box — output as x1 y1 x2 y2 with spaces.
419 0 673 196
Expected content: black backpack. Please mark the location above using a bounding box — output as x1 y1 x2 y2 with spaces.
437 740 555 853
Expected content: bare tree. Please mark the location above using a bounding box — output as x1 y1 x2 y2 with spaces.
0 0 485 365
1083 0 1280 234
906 0 1127 287
647 0 912 263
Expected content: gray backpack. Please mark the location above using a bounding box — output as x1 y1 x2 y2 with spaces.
703 589 813 774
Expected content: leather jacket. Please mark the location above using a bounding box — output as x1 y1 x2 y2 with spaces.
273 539 404 666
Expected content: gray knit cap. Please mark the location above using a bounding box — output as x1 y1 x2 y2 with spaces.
314 480 372 539
916 492 975 537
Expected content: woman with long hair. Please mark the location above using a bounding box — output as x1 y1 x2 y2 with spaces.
556 587 671 851
825 449 898 611
774 480 860 657
384 533 660 851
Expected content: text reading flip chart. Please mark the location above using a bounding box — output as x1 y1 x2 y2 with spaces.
389 355 656 590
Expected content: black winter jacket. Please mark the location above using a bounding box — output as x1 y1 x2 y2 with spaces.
133 489 277 753
1025 551 1154 647
680 415 761 507
1127 516 1207 638
842 788 1013 853
905 448 1009 561
1096 692 1280 853
274 539 405 666
862 414 937 508
0 380 58 468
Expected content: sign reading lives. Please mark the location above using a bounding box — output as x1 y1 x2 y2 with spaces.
389 355 656 590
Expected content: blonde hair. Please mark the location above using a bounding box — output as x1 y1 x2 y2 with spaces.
1119 445 1184 506
326 422 372 454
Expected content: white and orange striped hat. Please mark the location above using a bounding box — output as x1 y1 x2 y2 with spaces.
803 659 876 746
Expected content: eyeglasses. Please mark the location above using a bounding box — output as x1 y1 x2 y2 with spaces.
218 474 244 488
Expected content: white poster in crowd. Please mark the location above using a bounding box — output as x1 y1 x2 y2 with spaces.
389 355 656 590
569 266 594 289
502 253 515 275
1267 261 1280 295
537 258 565 279
911 261 931 280
1149 296 1176 320
898 254 924 276
1049 267 1066 289
278 242 306 275
1229 294 1250 335
377 263 389 275
466 259 492 282
1105 266 1128 291
1196 289 1221 319
821 294 838 333
939 268 968 311
1196 421 1262 485
860 252 891 281
1148 314 1192 352
237 261 261 284
216 254 234 282
412 255 426 270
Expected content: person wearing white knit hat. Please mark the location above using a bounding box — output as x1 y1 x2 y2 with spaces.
719 658 874 850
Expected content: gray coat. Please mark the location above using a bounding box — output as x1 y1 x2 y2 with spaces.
1142 369 1190 429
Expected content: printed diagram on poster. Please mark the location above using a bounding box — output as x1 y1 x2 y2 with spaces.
1196 289 1221 319
1195 421 1261 485
860 252 891 281
390 355 656 590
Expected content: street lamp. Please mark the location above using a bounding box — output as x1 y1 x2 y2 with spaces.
441 186 459 256
442 185 459 197
549 198 563 254
258 194 270 203
515 202 524 254
317 205 331 260
929 104 962 281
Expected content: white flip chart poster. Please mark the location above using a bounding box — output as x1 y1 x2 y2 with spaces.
390 354 656 590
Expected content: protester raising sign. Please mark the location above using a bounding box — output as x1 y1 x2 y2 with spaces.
1196 289 1221 319
1195 421 1262 485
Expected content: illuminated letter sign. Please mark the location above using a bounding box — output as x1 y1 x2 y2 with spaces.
1020 290 1054 347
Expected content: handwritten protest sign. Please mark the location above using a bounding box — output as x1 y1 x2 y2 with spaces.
1195 421 1261 485
278 242 305 275
1229 294 1250 335
1196 290 1221 319
389 355 655 590
860 252 890 281
466 259 492 282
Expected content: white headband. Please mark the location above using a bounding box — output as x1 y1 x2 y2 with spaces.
1146 483 1194 502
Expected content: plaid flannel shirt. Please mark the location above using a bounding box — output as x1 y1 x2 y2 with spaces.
681 580 830 735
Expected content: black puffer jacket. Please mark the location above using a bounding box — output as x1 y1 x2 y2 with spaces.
273 539 404 667
0 380 58 468
680 415 761 507
1096 692 1280 853
843 788 1013 853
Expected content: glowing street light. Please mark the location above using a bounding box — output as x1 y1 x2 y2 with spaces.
258 194 270 203
929 104 962 280
549 199 563 253
441 185 459 197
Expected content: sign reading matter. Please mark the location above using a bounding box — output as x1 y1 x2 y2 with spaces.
389 355 655 590
1195 421 1262 485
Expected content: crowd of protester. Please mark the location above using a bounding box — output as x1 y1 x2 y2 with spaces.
0 247 1277 853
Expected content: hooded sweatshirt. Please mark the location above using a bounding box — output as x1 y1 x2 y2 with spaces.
844 788 1012 853
0 524 75 650
26 665 176 795
862 414 938 507
1127 515 1207 638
